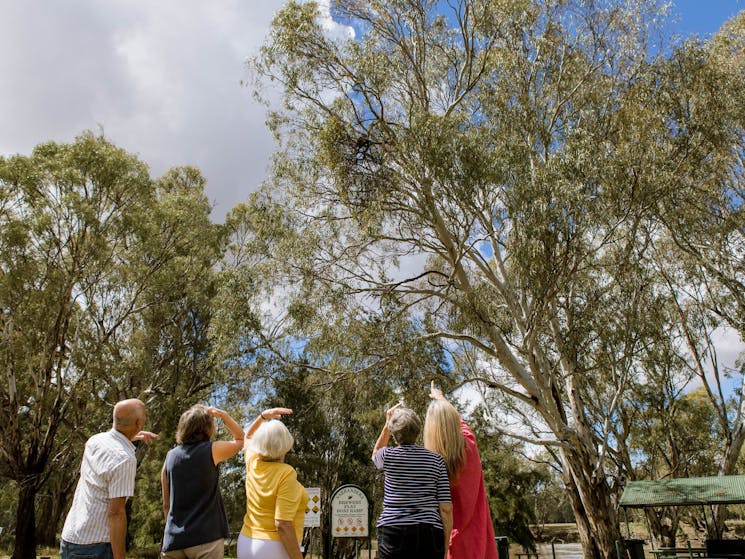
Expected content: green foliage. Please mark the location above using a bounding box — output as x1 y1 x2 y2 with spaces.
0 132 226 559
470 406 548 549
245 2 745 557
631 387 720 480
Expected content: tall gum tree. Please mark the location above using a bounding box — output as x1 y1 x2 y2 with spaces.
248 2 744 557
0 133 225 559
643 14 745 535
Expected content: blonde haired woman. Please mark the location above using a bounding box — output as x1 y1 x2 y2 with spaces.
238 408 308 559
424 383 498 559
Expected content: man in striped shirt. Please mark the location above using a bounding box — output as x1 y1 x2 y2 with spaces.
372 403 453 559
61 399 157 559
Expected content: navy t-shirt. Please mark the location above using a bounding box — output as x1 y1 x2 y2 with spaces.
162 441 229 551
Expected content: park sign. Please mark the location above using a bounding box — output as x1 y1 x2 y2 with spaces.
304 487 321 528
330 484 369 538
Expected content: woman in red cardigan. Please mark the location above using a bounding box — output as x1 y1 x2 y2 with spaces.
424 383 499 559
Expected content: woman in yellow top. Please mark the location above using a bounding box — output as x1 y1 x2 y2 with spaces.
238 407 308 559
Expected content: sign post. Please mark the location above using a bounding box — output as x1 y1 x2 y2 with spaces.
329 484 372 559
304 487 322 557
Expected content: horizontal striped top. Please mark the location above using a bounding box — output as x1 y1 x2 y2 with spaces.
61 429 137 544
373 444 451 528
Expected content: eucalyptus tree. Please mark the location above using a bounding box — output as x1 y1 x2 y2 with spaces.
635 14 745 537
33 395 109 547
649 13 745 341
655 14 745 476
0 133 225 559
629 386 720 546
241 2 744 557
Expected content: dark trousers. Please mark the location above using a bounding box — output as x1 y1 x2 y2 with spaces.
377 523 445 559
60 540 113 559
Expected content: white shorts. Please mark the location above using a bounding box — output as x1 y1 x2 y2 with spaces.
237 534 291 559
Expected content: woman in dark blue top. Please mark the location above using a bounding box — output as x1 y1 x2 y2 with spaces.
161 405 244 559
372 403 453 559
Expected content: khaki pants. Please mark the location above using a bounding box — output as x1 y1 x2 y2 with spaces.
162 538 224 559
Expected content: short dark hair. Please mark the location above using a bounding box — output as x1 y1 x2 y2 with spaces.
389 407 421 445
176 405 214 445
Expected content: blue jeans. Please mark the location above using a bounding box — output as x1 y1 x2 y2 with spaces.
377 523 445 559
60 540 113 559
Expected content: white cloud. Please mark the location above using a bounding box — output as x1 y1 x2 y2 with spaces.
0 0 293 221
315 0 356 40
0 1 355 220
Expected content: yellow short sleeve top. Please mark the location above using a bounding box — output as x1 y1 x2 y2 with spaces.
241 452 309 542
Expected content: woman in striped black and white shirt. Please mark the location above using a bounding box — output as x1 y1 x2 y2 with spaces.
372 404 453 559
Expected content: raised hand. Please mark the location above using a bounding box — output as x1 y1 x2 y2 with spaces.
262 407 293 420
385 402 402 422
133 431 159 444
429 380 445 401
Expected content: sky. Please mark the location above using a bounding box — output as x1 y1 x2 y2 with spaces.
0 0 352 221
671 0 743 38
1 0 742 223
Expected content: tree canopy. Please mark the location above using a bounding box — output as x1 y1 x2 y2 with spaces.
0 132 226 559
235 2 745 557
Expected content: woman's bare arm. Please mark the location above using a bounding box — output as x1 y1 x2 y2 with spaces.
275 519 303 559
208 407 245 465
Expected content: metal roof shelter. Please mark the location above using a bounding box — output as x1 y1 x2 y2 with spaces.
619 475 745 508
618 475 745 546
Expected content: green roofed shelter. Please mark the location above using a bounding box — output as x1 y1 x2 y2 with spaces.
618 475 745 546
619 475 745 508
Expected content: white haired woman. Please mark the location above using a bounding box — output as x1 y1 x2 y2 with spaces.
237 408 308 559
372 403 453 559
